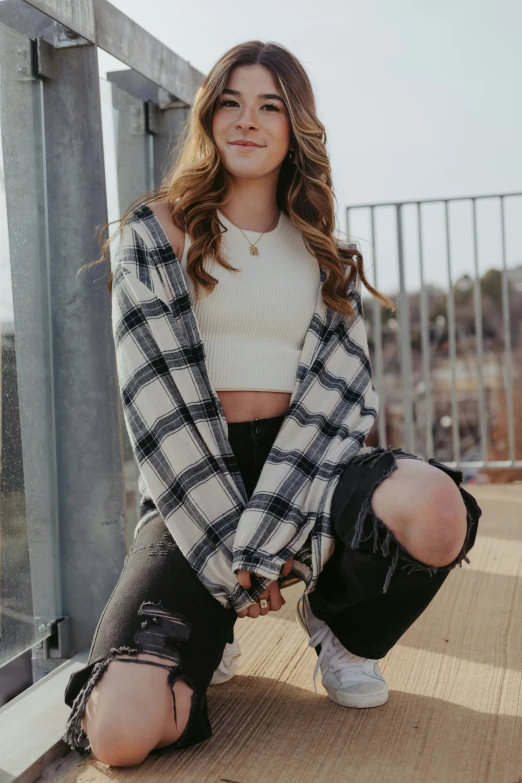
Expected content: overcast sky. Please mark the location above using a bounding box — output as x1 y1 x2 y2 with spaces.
99 0 522 295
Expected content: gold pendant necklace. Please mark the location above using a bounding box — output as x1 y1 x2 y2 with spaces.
220 209 280 256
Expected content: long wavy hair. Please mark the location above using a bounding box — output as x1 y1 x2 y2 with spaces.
81 40 395 319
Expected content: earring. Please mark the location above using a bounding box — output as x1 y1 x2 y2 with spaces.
288 148 295 162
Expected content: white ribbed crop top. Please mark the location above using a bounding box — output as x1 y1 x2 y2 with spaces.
178 209 321 393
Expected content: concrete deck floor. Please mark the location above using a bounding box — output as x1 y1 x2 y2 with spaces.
41 484 522 783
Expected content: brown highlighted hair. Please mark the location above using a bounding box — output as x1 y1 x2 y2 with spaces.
81 40 395 319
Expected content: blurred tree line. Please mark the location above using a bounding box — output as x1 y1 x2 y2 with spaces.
361 265 522 483
363 266 522 351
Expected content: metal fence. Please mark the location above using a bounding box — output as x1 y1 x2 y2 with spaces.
0 0 204 679
346 193 522 471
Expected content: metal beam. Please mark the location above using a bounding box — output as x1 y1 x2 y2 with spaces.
22 0 204 102
107 67 163 105
346 191 522 210
21 0 95 41
0 0 55 44
95 0 203 103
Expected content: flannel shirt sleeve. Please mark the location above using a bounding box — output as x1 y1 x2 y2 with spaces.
232 271 379 580
111 223 258 612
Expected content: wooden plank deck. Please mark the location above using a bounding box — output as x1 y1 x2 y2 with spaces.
42 484 522 783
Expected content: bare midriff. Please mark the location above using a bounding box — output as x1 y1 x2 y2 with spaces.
216 390 292 423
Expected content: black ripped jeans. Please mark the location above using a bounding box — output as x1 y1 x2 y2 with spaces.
63 414 482 756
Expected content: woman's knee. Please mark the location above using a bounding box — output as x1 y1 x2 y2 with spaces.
89 730 152 767
370 457 469 564
83 655 193 766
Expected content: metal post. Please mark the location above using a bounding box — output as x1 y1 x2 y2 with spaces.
471 199 488 465
499 197 516 465
369 207 387 447
444 201 460 465
153 97 190 190
42 39 127 656
396 204 415 453
0 16 61 668
417 202 434 459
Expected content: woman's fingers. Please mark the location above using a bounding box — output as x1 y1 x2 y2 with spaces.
256 586 270 616
237 569 252 588
236 563 292 618
267 583 284 611
281 558 294 577
247 602 261 618
237 569 267 589
238 560 293 591
237 590 286 618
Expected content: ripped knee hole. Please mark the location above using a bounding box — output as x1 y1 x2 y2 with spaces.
62 600 197 755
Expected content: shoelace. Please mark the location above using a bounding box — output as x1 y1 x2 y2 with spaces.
308 624 375 693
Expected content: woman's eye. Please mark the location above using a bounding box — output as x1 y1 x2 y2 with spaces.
219 99 280 112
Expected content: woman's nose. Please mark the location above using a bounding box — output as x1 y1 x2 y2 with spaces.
235 106 258 127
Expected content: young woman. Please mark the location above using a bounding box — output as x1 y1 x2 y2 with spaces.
63 41 481 767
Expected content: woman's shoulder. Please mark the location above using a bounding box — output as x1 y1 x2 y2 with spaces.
148 201 186 261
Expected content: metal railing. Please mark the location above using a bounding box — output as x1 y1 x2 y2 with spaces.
0 0 204 677
347 193 522 471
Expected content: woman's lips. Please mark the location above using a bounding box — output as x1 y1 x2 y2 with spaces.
229 141 264 147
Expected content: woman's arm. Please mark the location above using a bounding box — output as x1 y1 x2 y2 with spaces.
111 223 258 612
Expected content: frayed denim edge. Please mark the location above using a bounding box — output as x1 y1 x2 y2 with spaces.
62 600 198 757
350 450 477 593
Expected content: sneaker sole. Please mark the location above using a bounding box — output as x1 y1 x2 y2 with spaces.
325 683 389 709
296 593 389 709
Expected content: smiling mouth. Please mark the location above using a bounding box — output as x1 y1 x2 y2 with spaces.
229 142 264 148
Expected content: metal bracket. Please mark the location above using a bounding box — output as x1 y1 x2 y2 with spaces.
129 103 146 135
158 86 190 111
32 616 72 659
145 100 160 135
15 38 34 82
53 22 92 48
33 36 53 79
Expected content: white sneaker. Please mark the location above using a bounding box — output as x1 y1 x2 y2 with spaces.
296 592 388 708
209 636 241 685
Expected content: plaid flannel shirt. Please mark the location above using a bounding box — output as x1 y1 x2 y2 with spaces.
112 204 379 613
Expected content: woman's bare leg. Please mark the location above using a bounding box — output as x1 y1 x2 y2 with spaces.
81 652 194 767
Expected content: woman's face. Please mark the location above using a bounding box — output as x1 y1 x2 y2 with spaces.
212 64 292 180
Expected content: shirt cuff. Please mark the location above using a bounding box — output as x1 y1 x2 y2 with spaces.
232 547 285 581
224 583 259 613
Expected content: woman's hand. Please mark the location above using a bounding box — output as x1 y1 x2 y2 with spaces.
236 558 294 619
